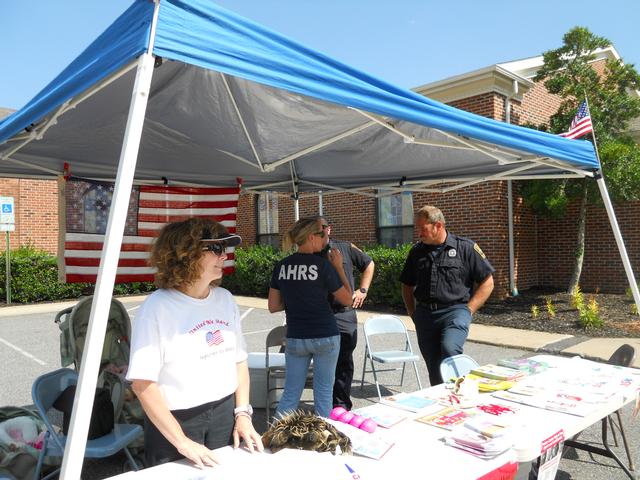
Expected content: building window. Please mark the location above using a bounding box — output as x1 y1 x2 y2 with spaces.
377 191 414 247
257 192 279 248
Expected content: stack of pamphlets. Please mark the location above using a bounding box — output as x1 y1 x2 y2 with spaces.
353 403 408 429
470 364 527 382
497 357 549 375
444 427 514 459
380 392 442 414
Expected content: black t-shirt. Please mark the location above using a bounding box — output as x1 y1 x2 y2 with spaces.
399 232 495 304
270 253 342 339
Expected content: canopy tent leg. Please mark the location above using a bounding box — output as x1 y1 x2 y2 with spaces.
59 51 157 479
596 175 640 314
508 180 518 296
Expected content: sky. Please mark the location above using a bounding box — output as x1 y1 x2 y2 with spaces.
1 0 639 111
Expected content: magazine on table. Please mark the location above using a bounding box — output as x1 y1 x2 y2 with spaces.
415 406 478 431
380 392 441 413
470 364 527 381
497 357 549 375
353 403 408 429
328 420 395 460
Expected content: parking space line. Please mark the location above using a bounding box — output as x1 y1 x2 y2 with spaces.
243 327 274 336
0 337 46 365
240 308 254 321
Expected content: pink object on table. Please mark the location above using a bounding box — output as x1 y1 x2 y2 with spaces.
360 418 377 433
349 414 365 428
338 411 355 424
330 407 347 420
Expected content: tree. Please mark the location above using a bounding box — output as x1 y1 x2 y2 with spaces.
521 27 640 293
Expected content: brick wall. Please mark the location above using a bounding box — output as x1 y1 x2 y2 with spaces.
0 178 59 253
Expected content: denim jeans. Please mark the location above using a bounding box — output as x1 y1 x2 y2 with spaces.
275 335 340 418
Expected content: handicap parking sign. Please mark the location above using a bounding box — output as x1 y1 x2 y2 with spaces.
0 196 15 226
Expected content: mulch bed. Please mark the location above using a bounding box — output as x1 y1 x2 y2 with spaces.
473 287 640 338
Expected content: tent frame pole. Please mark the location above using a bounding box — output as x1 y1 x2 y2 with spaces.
596 174 640 314
60 4 161 478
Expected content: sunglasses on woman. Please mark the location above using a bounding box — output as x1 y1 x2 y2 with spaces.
202 242 227 256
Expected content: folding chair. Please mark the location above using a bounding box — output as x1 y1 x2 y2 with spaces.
360 315 422 401
31 368 142 479
605 344 635 472
264 326 313 424
440 354 480 383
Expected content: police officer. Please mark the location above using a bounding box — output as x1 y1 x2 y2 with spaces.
399 206 494 386
318 217 375 410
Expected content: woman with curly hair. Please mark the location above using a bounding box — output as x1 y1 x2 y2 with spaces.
127 217 263 468
268 216 352 418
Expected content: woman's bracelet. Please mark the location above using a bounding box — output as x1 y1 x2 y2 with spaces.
234 411 252 420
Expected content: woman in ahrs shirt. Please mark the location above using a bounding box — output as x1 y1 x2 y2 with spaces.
127 218 262 467
268 216 352 418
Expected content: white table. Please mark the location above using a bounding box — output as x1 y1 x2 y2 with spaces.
108 354 639 480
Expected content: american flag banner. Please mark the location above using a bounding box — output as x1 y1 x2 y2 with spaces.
60 179 240 283
559 101 593 140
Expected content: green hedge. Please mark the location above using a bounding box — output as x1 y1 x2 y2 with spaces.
0 244 411 309
0 247 154 304
223 243 411 310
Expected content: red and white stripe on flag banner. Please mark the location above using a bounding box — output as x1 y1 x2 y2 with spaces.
559 101 593 140
63 185 240 283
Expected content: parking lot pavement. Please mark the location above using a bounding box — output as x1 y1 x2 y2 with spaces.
1 298 638 479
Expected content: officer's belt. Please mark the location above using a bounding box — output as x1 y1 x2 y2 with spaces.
416 301 458 311
332 306 353 313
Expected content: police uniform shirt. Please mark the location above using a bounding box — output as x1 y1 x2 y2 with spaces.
319 239 372 312
270 253 341 339
399 233 495 305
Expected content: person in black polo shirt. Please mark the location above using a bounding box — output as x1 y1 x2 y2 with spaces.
399 205 494 386
268 217 353 418
318 217 375 410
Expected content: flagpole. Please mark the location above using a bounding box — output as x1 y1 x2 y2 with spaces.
583 94 640 316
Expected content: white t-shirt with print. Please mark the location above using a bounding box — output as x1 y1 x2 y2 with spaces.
127 287 248 410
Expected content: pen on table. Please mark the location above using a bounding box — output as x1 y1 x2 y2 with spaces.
345 463 361 479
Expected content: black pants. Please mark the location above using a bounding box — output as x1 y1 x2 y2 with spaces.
412 304 472 386
144 393 235 467
333 326 358 410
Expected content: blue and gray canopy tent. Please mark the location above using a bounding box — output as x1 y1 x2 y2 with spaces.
0 1 637 477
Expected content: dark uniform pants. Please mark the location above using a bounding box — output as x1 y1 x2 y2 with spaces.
144 393 235 467
412 304 472 386
333 309 358 410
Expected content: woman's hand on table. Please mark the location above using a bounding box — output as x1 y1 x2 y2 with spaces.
176 437 221 469
233 414 264 453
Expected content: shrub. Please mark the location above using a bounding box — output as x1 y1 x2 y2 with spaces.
579 296 604 330
223 243 412 310
570 285 585 311
545 298 556 319
222 245 286 297
0 247 154 304
531 305 539 319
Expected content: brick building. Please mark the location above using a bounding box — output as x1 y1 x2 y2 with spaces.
1 46 638 296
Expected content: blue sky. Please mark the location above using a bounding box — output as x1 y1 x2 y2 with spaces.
1 0 638 110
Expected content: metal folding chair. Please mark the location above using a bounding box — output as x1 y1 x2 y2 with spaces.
440 354 480 383
360 315 422 401
31 368 142 480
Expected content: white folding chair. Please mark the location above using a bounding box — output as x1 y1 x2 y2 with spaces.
360 315 422 401
439 354 480 383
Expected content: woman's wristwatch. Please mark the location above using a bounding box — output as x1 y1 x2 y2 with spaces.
234 404 253 419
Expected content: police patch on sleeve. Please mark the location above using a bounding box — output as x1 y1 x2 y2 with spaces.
473 243 486 259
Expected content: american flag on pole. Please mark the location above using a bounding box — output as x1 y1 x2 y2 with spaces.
559 101 593 139
60 180 240 283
